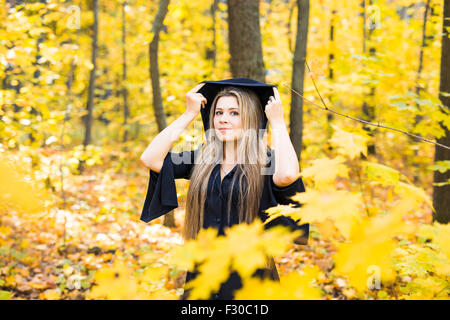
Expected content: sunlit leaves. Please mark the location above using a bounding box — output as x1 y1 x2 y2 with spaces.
424 222 450 259
394 181 434 211
0 290 12 300
0 0 447 301
363 161 400 187
169 220 300 300
271 190 364 240
300 156 349 190
329 125 369 160
428 160 450 173
87 260 141 300
334 199 415 292
0 155 47 214
235 266 323 300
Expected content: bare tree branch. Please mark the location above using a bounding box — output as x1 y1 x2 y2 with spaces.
280 60 450 151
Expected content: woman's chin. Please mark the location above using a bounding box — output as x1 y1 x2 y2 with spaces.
215 130 243 142
217 136 242 143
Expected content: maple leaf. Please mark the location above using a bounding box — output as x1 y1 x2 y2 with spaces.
301 156 349 190
87 260 142 300
39 289 61 300
272 189 364 240
0 157 48 214
226 222 267 278
426 222 450 260
167 227 218 270
330 125 369 160
177 220 298 299
183 239 232 300
363 161 400 187
394 182 434 212
234 265 323 299
334 199 415 292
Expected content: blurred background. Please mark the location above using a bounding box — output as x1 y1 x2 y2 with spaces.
0 0 449 300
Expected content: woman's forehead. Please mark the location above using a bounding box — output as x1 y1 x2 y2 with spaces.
216 96 239 109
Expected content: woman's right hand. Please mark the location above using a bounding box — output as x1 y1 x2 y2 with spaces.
185 83 207 116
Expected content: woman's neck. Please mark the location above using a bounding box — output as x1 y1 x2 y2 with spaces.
223 140 238 164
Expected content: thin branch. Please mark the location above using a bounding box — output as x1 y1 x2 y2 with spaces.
280 60 450 150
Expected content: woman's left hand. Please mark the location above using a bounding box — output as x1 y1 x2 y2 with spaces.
264 87 285 126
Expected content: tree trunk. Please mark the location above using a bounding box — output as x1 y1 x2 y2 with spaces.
411 0 431 184
206 0 220 69
287 0 296 54
122 1 130 143
226 0 266 82
361 0 376 156
149 0 169 133
289 0 309 164
326 8 337 151
82 0 98 148
149 0 175 228
432 0 450 223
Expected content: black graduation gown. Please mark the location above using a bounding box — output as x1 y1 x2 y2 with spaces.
140 148 309 300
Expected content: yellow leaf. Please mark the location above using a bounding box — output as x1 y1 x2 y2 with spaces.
235 266 323 300
289 190 363 239
40 289 61 300
5 275 15 287
334 199 415 292
330 125 369 159
29 282 48 290
179 220 299 300
184 241 231 300
434 223 450 259
88 260 142 300
394 182 434 211
226 223 267 278
316 219 338 239
335 240 396 292
364 161 400 187
0 157 47 214
140 266 167 283
167 228 218 270
0 226 12 236
434 258 450 277
301 156 349 190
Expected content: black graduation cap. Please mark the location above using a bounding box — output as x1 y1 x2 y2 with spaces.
197 77 277 132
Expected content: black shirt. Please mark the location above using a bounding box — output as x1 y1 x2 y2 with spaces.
140 147 309 299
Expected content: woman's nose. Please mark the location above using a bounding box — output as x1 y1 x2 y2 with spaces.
219 115 230 123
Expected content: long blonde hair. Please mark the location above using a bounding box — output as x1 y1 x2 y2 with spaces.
183 86 270 241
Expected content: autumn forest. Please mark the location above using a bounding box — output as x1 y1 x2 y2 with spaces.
0 0 449 301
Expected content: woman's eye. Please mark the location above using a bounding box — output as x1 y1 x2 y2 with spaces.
215 111 239 115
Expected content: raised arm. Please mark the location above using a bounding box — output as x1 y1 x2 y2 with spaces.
265 87 300 187
140 83 207 172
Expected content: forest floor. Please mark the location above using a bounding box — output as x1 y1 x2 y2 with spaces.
0 148 435 300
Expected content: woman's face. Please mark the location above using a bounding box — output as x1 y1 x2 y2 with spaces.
213 96 243 142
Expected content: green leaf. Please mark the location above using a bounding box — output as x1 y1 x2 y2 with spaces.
389 102 417 112
364 162 400 186
432 179 450 187
0 290 12 300
414 99 435 107
427 161 450 173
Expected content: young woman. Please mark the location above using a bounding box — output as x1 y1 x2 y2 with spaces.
140 78 309 300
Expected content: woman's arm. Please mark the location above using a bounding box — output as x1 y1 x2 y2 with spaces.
140 83 207 172
265 87 300 187
270 121 300 187
140 111 197 172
